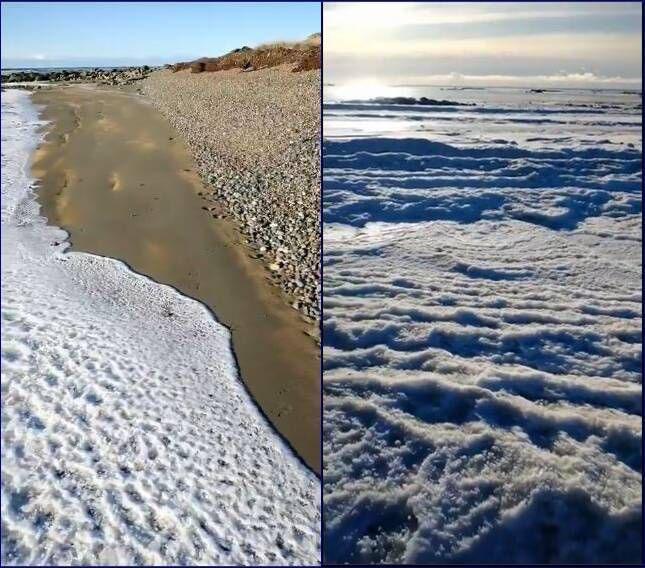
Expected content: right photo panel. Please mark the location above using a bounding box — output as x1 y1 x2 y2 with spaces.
322 2 643 565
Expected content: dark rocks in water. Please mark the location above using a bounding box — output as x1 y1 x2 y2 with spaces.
357 96 475 107
3 72 37 82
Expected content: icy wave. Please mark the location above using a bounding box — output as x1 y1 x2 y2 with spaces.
1 90 320 565
323 90 642 150
322 98 642 563
325 113 642 130
325 137 642 159
324 102 641 116
323 138 641 229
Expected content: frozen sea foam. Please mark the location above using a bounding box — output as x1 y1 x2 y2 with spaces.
1 89 320 565
323 87 642 564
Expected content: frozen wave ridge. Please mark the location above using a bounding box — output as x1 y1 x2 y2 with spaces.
324 138 641 230
323 91 642 564
1 89 320 565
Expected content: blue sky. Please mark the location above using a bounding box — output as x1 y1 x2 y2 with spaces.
1 2 320 68
325 2 642 88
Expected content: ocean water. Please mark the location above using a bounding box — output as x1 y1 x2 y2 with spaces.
1 66 138 75
1 89 320 565
322 86 642 563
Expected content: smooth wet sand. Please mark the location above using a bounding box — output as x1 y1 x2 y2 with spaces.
31 85 320 473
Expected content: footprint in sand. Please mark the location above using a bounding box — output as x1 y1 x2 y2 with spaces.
109 172 122 191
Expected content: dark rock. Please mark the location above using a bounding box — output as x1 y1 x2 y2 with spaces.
357 96 475 107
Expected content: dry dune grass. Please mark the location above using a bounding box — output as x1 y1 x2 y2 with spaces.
256 33 321 50
172 33 320 74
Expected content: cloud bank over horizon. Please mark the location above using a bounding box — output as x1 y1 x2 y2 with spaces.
324 2 642 88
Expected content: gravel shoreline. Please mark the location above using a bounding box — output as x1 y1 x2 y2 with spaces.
141 67 320 324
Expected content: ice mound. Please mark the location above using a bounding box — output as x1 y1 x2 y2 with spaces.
1 89 320 565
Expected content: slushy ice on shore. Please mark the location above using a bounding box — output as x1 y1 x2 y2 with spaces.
1 89 320 565
322 87 642 563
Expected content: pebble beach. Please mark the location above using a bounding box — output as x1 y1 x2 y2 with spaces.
142 66 321 324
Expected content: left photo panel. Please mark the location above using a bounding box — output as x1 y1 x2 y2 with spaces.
1 1 321 565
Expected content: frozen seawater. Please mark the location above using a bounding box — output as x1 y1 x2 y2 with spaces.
1 89 320 565
322 88 642 564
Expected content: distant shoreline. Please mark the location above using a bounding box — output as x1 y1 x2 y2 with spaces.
2 65 144 72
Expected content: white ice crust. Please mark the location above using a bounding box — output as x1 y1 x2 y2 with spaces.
322 89 642 563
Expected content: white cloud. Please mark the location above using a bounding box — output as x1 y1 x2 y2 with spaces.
390 71 642 88
325 31 641 61
323 2 642 84
324 2 640 30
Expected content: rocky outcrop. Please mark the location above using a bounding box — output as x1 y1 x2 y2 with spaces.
171 36 321 74
2 66 156 86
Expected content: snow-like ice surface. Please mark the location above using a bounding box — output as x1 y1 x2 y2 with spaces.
1 89 320 565
322 87 642 564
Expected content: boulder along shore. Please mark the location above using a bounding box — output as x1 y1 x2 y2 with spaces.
2 65 155 86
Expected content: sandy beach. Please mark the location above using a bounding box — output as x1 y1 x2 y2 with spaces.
31 82 320 473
